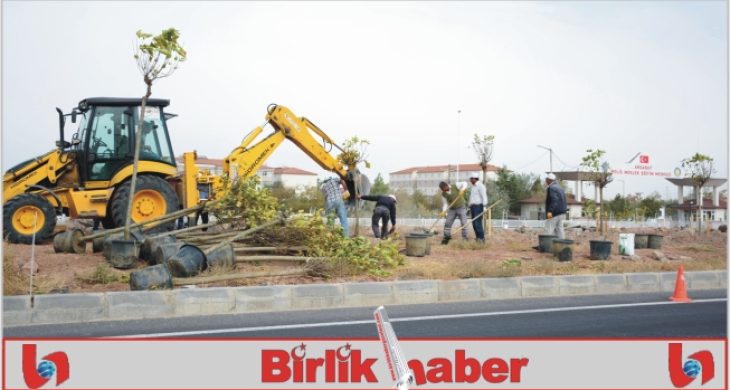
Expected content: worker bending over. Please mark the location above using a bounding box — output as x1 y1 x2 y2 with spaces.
358 194 397 239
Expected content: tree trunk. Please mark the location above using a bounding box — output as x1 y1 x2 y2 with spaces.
598 185 604 236
482 167 488 232
354 173 361 236
698 185 703 235
124 84 153 239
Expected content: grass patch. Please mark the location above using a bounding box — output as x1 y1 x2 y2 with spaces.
3 242 28 295
681 244 717 253
77 264 128 285
447 240 490 251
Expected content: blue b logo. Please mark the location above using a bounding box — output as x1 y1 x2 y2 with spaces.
37 360 56 379
683 359 701 379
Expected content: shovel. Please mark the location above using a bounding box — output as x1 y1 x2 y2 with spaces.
440 199 504 245
416 186 468 235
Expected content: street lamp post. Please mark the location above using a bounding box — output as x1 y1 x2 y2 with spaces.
456 110 461 182
537 145 553 172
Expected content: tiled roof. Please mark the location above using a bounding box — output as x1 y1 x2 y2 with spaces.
175 155 273 170
390 163 502 175
273 167 317 175
175 155 223 167
668 197 727 210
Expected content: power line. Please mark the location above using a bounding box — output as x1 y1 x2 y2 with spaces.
510 150 549 172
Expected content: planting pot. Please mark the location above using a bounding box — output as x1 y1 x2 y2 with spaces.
408 232 432 255
140 235 177 263
405 234 429 257
107 238 139 269
92 236 105 253
589 240 612 260
647 234 664 249
130 264 173 290
551 239 575 262
152 242 185 266
634 234 648 249
167 244 207 277
206 243 235 269
53 229 86 254
538 235 557 253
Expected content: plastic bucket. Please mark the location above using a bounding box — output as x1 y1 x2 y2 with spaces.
589 240 612 260
53 229 86 254
152 242 184 266
107 238 139 269
551 239 575 261
648 234 664 249
206 243 235 269
130 264 173 291
167 244 207 277
634 234 648 249
140 235 176 263
408 232 432 255
618 233 635 256
405 235 429 257
538 235 557 253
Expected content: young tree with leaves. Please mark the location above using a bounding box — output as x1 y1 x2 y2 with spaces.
471 134 495 182
581 149 612 234
337 136 371 235
681 153 715 233
124 28 186 239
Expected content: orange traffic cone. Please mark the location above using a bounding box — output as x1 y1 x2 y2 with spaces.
670 265 691 303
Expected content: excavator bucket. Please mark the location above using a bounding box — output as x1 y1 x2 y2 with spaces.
345 172 371 206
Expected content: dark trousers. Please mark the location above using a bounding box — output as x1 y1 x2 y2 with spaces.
470 204 485 241
195 210 209 231
371 206 390 238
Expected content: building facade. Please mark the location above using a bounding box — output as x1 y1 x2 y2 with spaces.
267 167 318 191
175 156 316 190
519 194 584 220
389 163 501 195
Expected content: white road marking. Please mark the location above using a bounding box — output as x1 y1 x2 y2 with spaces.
112 298 727 338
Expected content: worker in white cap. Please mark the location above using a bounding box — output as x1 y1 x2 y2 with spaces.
544 173 568 239
468 174 487 243
358 193 398 239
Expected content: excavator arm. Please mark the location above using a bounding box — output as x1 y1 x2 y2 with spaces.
223 104 353 183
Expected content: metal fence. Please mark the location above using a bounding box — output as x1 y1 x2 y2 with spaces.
348 217 726 230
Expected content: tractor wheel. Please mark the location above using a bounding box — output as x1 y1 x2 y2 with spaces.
100 214 115 229
3 193 57 244
110 175 179 232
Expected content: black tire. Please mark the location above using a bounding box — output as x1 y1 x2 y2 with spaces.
100 214 115 229
3 193 57 244
110 175 179 232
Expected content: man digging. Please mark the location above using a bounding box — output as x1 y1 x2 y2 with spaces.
438 181 469 245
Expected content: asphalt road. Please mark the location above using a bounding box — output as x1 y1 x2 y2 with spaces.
4 290 726 338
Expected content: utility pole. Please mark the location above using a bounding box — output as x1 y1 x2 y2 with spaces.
456 110 461 182
537 145 553 172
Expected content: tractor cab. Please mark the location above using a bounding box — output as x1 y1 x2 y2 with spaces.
59 97 177 183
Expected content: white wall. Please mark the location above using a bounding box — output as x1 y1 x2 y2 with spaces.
274 173 318 191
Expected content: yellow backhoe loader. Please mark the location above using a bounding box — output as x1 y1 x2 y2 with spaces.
3 99 366 244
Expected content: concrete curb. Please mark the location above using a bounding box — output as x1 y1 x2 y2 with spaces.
3 271 726 326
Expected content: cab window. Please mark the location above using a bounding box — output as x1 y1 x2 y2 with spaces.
87 106 132 180
138 106 174 164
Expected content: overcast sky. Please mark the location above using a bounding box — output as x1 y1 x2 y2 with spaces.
2 1 727 200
